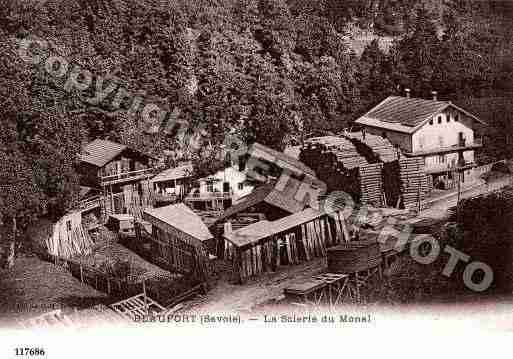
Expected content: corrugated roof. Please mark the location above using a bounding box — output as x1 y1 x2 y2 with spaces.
215 181 310 223
79 139 127 167
143 203 213 242
151 163 193 183
224 208 325 248
250 143 316 177
356 96 485 133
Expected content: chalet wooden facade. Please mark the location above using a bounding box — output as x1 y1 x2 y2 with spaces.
77 139 158 217
355 93 486 190
151 162 194 206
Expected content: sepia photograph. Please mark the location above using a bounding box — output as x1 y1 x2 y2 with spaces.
1 0 513 357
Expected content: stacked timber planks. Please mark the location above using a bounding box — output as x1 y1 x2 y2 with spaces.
343 132 398 163
399 158 430 209
327 240 382 274
359 163 385 207
301 137 370 202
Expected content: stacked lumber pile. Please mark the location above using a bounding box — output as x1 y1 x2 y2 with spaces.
399 158 430 209
327 240 382 274
45 213 94 259
303 136 368 170
343 132 398 163
359 163 385 207
301 137 369 201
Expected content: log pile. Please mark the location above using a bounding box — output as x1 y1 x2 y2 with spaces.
399 158 430 209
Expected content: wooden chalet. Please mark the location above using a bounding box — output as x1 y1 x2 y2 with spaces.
77 139 158 218
151 162 194 206
222 208 349 283
141 203 211 282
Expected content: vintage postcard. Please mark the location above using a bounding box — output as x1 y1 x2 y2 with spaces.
1 0 513 357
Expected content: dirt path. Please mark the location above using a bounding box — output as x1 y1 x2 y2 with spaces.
182 259 326 313
420 176 513 219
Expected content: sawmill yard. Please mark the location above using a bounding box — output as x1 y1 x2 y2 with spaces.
1 172 512 326
180 173 513 314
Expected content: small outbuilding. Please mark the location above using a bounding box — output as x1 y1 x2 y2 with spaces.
222 208 349 283
142 204 212 282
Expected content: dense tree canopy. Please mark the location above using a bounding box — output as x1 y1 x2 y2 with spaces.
1 0 512 265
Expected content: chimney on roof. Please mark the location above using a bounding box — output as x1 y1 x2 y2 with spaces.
405 88 411 98
431 91 438 101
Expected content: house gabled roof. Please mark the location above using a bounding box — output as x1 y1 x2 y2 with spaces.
355 96 485 134
79 139 156 168
143 203 213 242
250 143 316 177
151 163 193 183
215 181 312 223
224 208 325 248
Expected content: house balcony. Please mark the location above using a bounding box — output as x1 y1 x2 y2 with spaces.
153 192 180 203
184 191 233 201
78 195 102 211
100 168 156 186
425 161 478 175
405 138 483 157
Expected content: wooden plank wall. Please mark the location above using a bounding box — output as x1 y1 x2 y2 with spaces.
228 212 348 283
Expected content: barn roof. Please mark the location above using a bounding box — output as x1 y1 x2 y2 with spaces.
151 163 193 183
79 139 156 168
250 142 316 177
215 181 311 223
356 96 485 134
224 208 325 248
144 203 213 242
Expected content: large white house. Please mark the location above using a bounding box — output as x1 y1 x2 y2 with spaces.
355 92 486 188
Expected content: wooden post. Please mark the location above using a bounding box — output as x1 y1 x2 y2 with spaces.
142 279 149 315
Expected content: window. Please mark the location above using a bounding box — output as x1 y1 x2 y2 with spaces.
447 115 451 123
429 119 434 125
437 116 442 124
238 183 244 190
455 114 459 122
206 181 214 192
439 155 445 164
66 220 72 232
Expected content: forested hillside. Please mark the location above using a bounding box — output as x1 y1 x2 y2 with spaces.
1 0 512 261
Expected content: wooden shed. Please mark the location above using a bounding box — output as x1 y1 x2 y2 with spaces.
142 204 211 282
222 208 349 283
